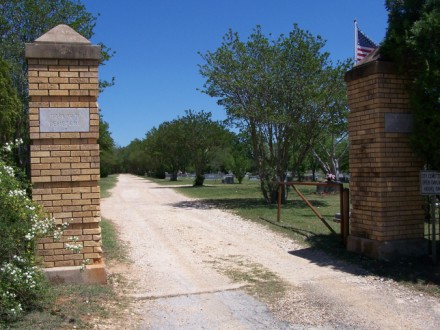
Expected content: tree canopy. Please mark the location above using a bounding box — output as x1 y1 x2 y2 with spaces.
382 0 440 170
98 113 117 177
0 0 114 168
0 0 113 99
142 110 230 186
0 58 21 144
199 25 350 202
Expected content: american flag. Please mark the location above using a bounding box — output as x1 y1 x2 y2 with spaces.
355 24 378 63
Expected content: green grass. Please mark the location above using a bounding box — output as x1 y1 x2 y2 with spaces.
99 174 118 198
150 177 341 245
8 284 117 329
99 174 129 262
101 218 129 263
213 256 289 303
149 176 440 296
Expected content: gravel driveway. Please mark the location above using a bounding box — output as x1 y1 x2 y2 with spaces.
99 174 440 329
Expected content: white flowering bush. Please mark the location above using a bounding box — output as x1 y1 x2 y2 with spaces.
0 140 57 322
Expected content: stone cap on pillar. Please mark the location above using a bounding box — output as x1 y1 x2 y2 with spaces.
25 24 101 60
345 47 395 82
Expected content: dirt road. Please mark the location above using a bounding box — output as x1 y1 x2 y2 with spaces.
100 174 440 329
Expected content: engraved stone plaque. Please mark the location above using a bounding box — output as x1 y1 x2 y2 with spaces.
40 108 90 132
384 113 413 133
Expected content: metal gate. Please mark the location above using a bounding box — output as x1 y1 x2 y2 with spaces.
277 182 350 246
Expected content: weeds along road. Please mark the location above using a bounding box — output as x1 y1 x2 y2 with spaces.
100 174 440 329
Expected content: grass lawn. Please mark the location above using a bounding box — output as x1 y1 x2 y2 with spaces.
149 177 342 246
148 175 440 296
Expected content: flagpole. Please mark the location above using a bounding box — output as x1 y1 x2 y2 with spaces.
354 19 358 64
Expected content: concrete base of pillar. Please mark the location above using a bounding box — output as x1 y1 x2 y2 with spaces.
347 236 428 260
44 262 107 284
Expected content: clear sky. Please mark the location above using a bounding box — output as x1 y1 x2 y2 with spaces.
82 0 388 147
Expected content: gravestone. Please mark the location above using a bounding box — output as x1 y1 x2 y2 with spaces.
25 25 106 283
345 51 427 260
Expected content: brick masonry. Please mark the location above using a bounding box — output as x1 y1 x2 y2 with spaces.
345 60 427 259
26 25 105 273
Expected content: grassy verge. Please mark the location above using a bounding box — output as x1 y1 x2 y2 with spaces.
101 218 129 263
100 174 129 262
7 175 125 329
100 174 118 198
8 283 116 329
149 176 440 296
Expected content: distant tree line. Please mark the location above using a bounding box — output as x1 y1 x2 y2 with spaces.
105 110 254 187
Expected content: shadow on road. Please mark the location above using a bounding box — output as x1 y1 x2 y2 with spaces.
290 237 440 289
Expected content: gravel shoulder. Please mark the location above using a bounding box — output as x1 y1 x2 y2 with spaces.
99 174 440 329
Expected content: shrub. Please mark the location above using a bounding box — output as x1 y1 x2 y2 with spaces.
0 140 59 322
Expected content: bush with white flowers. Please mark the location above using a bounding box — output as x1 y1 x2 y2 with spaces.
0 140 57 321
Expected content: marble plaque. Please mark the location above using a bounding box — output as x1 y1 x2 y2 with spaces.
40 108 90 132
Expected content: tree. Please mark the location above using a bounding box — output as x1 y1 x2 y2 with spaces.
225 132 251 184
199 25 350 203
178 110 229 186
119 139 151 176
0 58 21 145
98 113 116 177
0 0 114 166
382 0 440 170
310 62 351 180
145 120 190 181
312 135 349 180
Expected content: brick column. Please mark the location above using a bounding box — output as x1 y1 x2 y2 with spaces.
25 25 106 283
345 59 427 260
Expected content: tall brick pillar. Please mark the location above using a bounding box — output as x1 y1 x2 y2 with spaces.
345 54 427 260
25 25 106 283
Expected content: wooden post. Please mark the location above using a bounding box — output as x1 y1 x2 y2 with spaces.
342 188 350 246
431 195 437 263
339 183 344 243
292 185 336 235
277 183 282 223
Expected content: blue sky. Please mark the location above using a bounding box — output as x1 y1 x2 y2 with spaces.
83 0 388 147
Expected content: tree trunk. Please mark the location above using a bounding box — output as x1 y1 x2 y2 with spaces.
194 174 205 186
170 171 178 181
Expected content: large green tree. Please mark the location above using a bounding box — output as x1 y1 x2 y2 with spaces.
382 0 440 170
199 25 350 203
119 139 150 176
0 0 114 165
145 120 190 181
177 110 229 186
